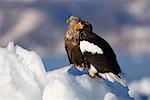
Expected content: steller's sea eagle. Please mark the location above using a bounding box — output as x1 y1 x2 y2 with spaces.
64 16 126 87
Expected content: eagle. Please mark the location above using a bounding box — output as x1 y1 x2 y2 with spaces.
64 16 126 87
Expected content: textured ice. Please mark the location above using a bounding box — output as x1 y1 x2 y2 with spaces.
0 42 47 100
0 42 134 100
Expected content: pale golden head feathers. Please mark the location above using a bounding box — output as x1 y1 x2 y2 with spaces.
67 16 84 30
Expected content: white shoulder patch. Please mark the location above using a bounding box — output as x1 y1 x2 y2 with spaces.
80 40 103 54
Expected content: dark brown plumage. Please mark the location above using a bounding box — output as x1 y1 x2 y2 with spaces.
64 16 84 67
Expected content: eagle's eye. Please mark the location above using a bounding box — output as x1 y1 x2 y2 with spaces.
66 19 71 23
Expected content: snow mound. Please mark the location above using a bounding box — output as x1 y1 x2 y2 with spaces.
0 42 133 100
129 78 150 100
0 42 47 100
43 66 133 100
43 67 107 100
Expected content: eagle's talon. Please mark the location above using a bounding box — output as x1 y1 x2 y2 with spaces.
89 74 98 79
69 63 77 67
80 63 85 68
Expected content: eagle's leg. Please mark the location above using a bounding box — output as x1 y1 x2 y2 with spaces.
81 63 85 68
75 63 85 71
69 63 77 67
80 63 85 68
88 65 98 78
89 71 97 78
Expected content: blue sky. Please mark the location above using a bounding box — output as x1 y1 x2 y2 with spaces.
0 0 150 57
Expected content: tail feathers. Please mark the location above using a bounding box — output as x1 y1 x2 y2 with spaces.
98 72 127 87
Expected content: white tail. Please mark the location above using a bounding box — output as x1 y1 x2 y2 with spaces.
98 72 127 87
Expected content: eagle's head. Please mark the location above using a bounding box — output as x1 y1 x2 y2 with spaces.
67 16 81 25
67 16 84 30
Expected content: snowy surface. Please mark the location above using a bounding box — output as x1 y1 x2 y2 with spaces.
43 66 132 100
129 78 150 100
1 42 150 100
43 67 108 100
0 42 47 100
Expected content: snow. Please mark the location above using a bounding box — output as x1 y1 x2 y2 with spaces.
43 66 108 100
104 92 118 100
129 78 150 100
0 42 139 100
43 66 132 100
0 42 47 100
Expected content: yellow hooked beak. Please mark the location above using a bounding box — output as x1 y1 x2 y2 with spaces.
73 22 84 30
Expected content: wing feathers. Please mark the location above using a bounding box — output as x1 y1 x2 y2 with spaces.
98 72 127 87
